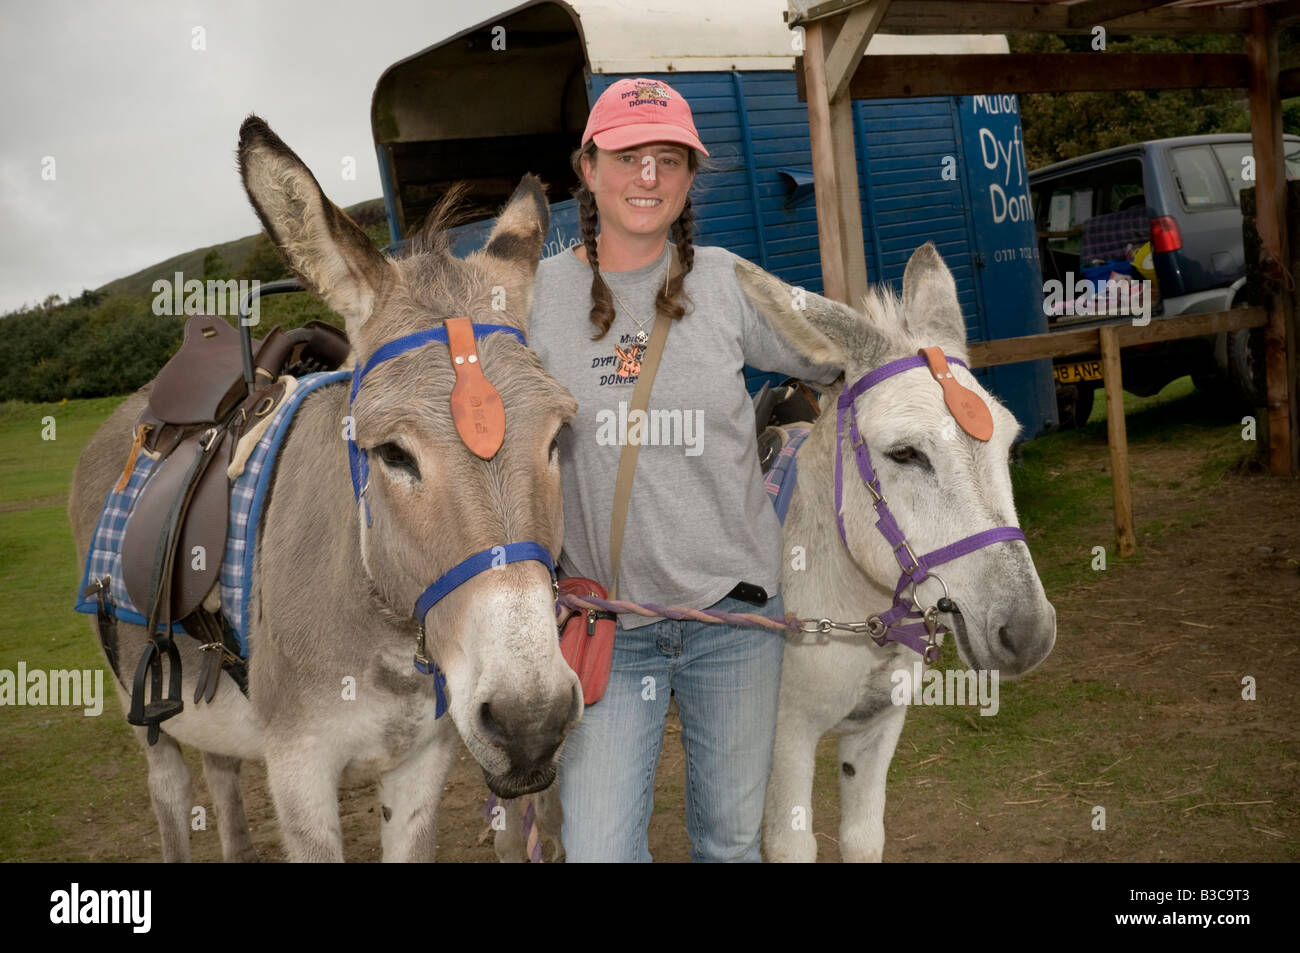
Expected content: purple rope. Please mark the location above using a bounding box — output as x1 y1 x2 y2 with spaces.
558 592 800 633
522 797 542 863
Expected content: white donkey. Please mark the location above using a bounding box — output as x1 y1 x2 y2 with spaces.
493 243 1054 862
736 243 1056 862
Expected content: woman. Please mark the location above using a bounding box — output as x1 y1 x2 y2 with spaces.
527 77 840 862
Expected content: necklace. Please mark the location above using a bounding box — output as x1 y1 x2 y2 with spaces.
599 248 672 378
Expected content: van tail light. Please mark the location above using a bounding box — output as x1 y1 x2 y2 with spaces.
1150 216 1182 253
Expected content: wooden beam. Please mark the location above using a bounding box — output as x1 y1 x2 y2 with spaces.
1274 0 1300 29
803 19 849 304
969 326 1101 368
825 0 891 103
1247 5 1296 475
1099 326 1136 557
967 307 1269 368
876 1 1250 36
786 0 871 25
961 306 1275 561
1066 0 1178 30
818 53 1250 101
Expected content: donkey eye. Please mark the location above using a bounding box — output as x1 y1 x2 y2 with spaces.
376 442 420 480
887 446 927 468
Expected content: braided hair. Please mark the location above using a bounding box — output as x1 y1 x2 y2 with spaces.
570 141 703 341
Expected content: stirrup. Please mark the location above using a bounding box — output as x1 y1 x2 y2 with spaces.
127 631 184 744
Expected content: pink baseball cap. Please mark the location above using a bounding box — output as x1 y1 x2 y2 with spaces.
581 78 709 157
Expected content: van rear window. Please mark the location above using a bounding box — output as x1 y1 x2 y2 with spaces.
1171 146 1231 208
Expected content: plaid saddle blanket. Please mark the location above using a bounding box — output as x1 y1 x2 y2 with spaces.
74 370 348 657
763 426 810 525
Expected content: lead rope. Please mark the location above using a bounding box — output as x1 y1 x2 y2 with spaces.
553 590 942 653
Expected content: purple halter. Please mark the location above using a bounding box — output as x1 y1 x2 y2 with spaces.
833 351 1027 662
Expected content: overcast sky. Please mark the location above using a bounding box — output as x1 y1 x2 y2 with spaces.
0 0 520 314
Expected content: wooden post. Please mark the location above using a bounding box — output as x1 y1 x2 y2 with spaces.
803 19 849 304
801 8 872 307
1247 6 1297 475
822 2 884 306
1099 326 1136 557
829 92 869 306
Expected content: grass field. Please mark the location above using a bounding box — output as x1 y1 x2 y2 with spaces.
0 395 142 860
1 378 1292 861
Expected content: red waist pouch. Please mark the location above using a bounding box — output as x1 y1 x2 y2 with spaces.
558 577 617 705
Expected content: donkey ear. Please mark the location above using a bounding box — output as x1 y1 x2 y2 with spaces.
733 257 854 367
481 175 550 271
900 242 967 355
237 115 390 340
467 175 550 332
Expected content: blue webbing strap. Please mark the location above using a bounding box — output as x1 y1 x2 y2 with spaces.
413 542 555 623
412 541 556 719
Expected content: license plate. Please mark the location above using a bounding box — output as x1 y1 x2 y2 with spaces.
1054 360 1103 384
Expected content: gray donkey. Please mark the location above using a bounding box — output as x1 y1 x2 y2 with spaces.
494 243 1055 862
68 117 581 862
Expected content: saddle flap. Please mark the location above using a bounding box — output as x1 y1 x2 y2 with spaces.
173 430 231 616
148 315 246 426
121 429 231 622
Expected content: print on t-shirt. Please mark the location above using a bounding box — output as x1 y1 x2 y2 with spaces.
593 331 648 386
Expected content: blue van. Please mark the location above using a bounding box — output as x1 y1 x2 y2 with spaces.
372 0 1058 437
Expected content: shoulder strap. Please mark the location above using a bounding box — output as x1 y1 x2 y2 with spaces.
608 246 677 600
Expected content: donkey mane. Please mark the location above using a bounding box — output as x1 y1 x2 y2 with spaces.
350 178 575 450
398 182 476 260
856 287 908 362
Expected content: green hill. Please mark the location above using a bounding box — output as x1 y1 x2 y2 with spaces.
95 198 389 300
0 198 391 402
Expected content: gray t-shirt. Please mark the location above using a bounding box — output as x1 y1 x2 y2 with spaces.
527 242 840 629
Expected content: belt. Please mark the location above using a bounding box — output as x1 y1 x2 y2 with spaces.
725 581 768 606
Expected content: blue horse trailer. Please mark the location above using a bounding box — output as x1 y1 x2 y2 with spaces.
371 0 1057 437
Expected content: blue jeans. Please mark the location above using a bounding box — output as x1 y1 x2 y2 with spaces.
557 593 786 862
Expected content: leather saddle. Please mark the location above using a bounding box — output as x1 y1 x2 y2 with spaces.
91 313 348 741
753 378 821 473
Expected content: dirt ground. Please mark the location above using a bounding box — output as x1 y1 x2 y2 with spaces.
58 429 1300 863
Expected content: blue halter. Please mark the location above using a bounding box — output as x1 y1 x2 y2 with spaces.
347 323 526 501
347 322 558 717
